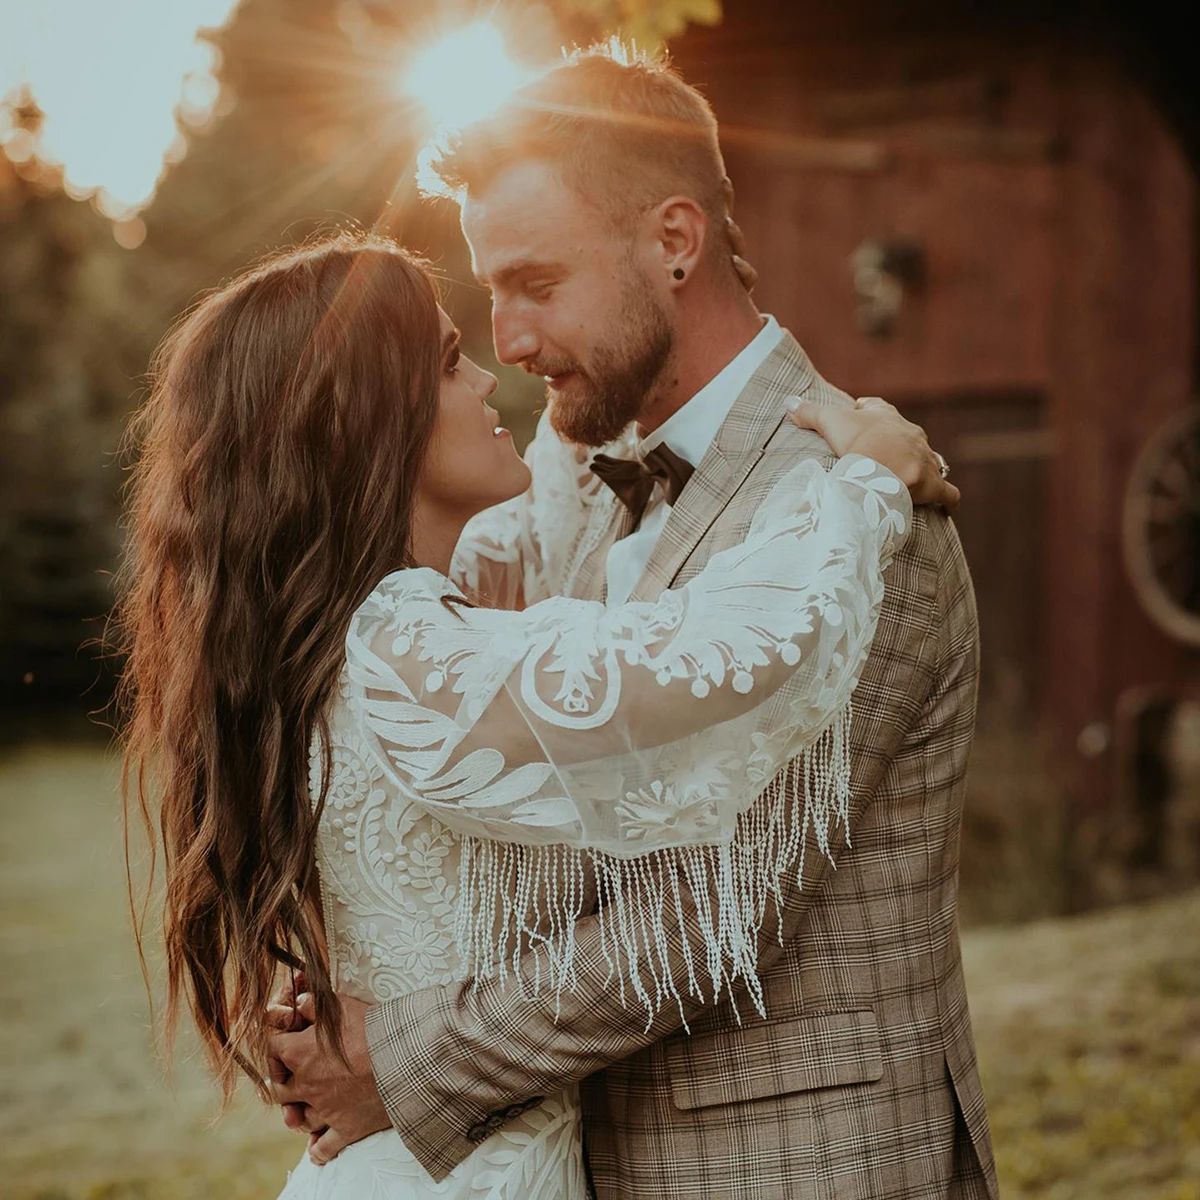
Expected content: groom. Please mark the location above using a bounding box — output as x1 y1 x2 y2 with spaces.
270 46 997 1198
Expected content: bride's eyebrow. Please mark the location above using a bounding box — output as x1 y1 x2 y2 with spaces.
441 328 462 364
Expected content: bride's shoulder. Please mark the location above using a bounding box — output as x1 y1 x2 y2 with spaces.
356 567 467 616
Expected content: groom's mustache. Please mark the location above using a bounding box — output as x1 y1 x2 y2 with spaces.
525 357 584 379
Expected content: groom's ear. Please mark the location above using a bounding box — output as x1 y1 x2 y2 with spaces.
652 195 708 288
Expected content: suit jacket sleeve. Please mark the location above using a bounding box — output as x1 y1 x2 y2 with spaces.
366 504 966 1183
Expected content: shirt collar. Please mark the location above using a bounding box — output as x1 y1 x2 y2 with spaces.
638 314 783 466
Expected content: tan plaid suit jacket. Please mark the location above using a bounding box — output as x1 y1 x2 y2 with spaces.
366 332 999 1199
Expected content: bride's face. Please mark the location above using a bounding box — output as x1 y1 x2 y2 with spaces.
418 307 532 519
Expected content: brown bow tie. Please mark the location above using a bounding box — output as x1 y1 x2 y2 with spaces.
590 444 695 529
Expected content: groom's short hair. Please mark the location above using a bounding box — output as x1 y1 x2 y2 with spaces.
426 43 729 249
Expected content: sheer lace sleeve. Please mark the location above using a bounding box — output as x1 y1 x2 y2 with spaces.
346 455 910 1011
449 412 610 609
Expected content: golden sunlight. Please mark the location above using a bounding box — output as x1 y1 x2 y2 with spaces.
0 0 241 220
402 22 533 133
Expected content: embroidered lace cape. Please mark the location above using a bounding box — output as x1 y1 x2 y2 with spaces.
335 439 910 1017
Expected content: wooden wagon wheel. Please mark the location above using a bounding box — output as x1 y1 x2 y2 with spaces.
1122 404 1200 647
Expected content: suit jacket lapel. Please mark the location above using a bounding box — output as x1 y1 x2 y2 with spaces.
626 332 816 604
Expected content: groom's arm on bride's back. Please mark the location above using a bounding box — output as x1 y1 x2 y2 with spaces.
364 502 972 1183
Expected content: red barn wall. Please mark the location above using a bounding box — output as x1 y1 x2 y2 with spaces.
674 7 1197 828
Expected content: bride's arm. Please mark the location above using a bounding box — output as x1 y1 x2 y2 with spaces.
347 454 911 848
447 493 539 611
449 410 604 610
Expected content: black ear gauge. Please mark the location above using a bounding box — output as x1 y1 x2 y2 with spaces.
673 267 685 280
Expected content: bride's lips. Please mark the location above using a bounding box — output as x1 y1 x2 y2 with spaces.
486 404 511 439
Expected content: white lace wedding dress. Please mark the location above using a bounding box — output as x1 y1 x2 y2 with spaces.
276 436 910 1200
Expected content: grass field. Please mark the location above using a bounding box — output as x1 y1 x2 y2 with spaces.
2 742 1197 1199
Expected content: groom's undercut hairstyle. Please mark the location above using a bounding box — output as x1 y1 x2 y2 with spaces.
428 43 730 259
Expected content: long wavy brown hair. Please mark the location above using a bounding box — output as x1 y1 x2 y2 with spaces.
115 233 442 1098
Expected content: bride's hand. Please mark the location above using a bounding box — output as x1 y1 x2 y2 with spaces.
268 992 389 1162
266 971 313 1137
787 396 961 512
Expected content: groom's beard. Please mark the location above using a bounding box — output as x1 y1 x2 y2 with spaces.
541 280 673 448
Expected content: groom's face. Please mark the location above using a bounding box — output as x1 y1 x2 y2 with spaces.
462 160 674 446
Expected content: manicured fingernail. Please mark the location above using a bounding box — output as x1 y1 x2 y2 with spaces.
784 396 802 412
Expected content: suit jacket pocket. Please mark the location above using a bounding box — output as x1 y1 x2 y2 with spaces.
666 1009 883 1111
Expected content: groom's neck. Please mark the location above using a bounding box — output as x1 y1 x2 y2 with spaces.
636 283 765 435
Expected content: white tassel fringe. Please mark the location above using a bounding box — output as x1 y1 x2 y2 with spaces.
454 704 853 1028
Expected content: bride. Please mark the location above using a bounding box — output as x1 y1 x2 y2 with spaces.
117 233 940 1198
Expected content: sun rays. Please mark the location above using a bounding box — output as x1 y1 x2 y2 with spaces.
401 22 533 134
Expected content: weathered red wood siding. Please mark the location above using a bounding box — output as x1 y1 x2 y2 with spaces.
674 5 1197 818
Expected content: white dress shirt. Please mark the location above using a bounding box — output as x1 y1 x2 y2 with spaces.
604 314 784 606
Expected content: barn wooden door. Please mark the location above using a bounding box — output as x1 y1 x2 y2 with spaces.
897 391 1053 718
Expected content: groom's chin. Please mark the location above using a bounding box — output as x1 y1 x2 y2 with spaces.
547 385 632 449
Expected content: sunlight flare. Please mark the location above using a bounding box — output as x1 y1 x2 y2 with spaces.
0 0 240 221
402 22 533 133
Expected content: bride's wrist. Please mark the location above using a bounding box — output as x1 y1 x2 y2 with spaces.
845 435 924 493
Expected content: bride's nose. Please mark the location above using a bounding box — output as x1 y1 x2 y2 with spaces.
479 368 499 401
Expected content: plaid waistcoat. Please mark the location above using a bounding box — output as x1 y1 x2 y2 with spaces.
367 333 999 1200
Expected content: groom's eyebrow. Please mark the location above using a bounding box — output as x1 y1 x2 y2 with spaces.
477 256 561 288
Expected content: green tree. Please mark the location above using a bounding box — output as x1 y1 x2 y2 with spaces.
0 99 158 708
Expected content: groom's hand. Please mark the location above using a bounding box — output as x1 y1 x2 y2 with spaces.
268 992 390 1163
265 972 313 1137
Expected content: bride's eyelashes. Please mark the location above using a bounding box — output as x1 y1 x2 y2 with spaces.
444 345 461 376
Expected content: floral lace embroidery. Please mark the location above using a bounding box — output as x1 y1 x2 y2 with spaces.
298 696 588 1200
314 717 462 1000
345 455 911 1017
